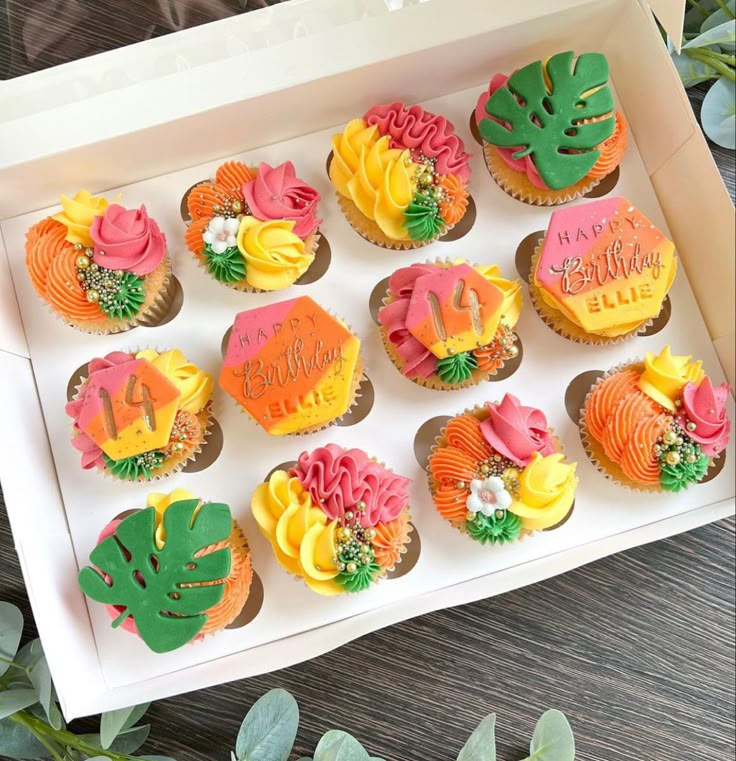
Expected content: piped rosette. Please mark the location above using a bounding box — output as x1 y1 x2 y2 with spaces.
428 395 578 544
378 259 522 389
329 102 471 249
475 51 628 206
184 160 322 292
581 346 731 492
25 190 171 333
78 490 253 654
252 445 413 595
66 348 214 482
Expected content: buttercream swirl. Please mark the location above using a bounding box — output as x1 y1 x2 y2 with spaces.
364 102 471 184
236 216 312 291
90 204 167 276
480 394 557 467
474 264 523 328
291 444 411 528
135 349 213 414
680 377 731 456
52 189 110 247
329 118 381 197
510 452 578 531
243 161 321 238
638 346 705 412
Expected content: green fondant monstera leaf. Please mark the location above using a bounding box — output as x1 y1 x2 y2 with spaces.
480 51 616 190
78 500 232 653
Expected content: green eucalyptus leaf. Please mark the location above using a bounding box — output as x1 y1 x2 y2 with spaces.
669 47 720 86
0 689 38 720
13 640 43 671
101 703 150 748
683 19 736 49
528 710 575 761
701 1 736 33
138 756 179 760
86 757 110 760
296 758 314 761
314 730 370 761
684 1 719 33
0 716 56 759
80 725 151 754
235 688 299 761
702 76 736 147
457 714 496 761
0 602 23 677
28 654 62 730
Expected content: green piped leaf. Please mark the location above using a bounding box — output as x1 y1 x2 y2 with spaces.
436 351 478 385
78 501 232 653
235 688 299 761
203 243 247 284
103 451 166 481
481 51 615 189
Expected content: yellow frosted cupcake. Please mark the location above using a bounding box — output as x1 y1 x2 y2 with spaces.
66 348 214 481
184 160 321 291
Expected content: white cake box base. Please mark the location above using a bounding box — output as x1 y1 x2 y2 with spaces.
0 0 733 719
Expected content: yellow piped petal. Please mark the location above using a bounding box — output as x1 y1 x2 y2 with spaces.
638 345 705 411
146 488 197 548
475 265 523 329
135 349 213 414
52 189 110 247
300 520 339 582
329 120 380 197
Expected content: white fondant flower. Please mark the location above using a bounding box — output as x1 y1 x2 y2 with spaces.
466 476 512 516
203 216 240 254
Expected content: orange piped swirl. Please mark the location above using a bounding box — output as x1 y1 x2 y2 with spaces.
185 217 209 258
586 370 640 441
187 182 233 222
444 415 493 463
587 111 628 180
474 346 505 375
45 246 103 322
428 447 477 485
25 218 69 296
438 174 469 226
215 161 256 193
620 412 669 485
601 389 659 465
373 511 411 571
434 485 469 522
198 524 253 636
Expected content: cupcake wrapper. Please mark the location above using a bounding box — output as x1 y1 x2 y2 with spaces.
428 404 570 541
528 242 653 345
379 257 520 390
483 143 600 206
60 256 174 335
336 194 453 251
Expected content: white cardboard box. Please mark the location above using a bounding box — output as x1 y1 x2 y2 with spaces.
0 0 734 719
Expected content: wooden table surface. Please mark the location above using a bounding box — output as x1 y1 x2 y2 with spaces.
1 6 734 759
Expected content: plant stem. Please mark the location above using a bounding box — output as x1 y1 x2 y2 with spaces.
714 0 736 19
687 0 709 18
687 48 736 80
10 713 64 761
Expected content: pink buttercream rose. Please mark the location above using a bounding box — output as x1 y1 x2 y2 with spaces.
480 393 557 467
291 444 411 528
475 73 549 190
378 263 441 380
71 428 105 470
90 204 167 276
364 102 471 184
242 161 322 238
679 377 731 457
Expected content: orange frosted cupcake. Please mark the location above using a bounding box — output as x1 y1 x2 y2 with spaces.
475 51 628 206
252 444 413 595
581 346 731 492
78 489 253 653
25 190 172 333
184 160 321 292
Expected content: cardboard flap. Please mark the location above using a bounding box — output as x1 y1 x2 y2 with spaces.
645 0 686 49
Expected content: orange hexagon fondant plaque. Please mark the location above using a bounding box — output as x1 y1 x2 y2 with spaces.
219 296 361 435
405 264 504 358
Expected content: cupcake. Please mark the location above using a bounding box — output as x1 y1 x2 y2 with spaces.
184 160 321 291
219 296 364 435
25 190 172 333
252 444 413 594
329 102 471 249
66 348 214 481
78 489 253 653
581 346 730 492
475 51 628 205
428 395 578 544
528 197 677 344
378 259 522 389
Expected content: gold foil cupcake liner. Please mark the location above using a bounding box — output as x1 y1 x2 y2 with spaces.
69 347 216 483
528 242 653 345
428 404 571 541
336 194 454 251
483 143 599 206
379 258 521 390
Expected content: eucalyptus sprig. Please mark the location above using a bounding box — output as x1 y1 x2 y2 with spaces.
1 601 576 760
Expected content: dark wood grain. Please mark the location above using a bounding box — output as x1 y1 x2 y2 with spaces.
0 7 735 759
